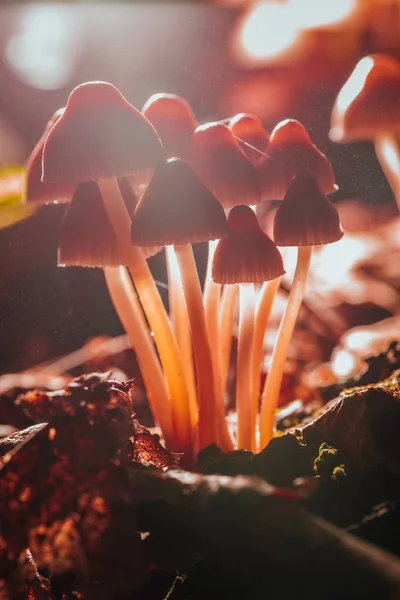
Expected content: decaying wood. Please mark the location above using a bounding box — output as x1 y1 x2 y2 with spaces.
1 422 400 599
3 372 400 599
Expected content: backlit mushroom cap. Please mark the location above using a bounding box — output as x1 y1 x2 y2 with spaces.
142 93 198 161
228 113 269 165
190 123 261 209
25 108 75 204
273 174 343 247
258 119 336 201
59 178 159 267
330 54 400 142
43 81 164 184
131 158 227 247
212 205 284 284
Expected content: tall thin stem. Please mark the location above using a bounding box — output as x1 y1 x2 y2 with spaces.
259 246 312 448
174 244 232 450
374 134 400 211
104 266 173 447
219 284 238 400
165 245 197 429
204 241 233 451
251 277 281 451
98 177 193 456
236 283 255 450
204 241 221 363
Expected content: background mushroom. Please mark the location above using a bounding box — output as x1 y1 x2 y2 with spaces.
330 54 400 210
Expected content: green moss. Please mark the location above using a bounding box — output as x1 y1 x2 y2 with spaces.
314 443 346 482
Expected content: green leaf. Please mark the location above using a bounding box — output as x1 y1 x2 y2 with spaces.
0 165 37 230
0 203 36 230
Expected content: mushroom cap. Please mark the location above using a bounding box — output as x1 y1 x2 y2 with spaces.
258 119 337 201
273 174 343 247
25 108 75 204
330 54 400 142
59 178 159 267
228 113 269 165
190 122 261 209
142 93 198 161
212 205 285 284
131 158 227 247
43 81 164 184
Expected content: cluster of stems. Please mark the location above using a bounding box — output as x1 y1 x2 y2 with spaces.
25 81 347 463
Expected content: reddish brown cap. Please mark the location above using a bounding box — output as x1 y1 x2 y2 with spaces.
212 205 284 284
258 119 336 201
190 122 261 209
273 174 343 247
330 54 400 142
59 178 159 267
131 158 227 246
25 108 75 204
43 81 164 184
142 93 198 161
228 113 269 165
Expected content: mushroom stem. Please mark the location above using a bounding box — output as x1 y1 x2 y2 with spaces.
236 283 255 450
174 243 232 450
219 283 238 399
374 134 400 210
104 266 174 447
165 245 197 430
97 177 193 456
204 241 233 451
204 241 221 370
259 246 312 448
251 276 281 452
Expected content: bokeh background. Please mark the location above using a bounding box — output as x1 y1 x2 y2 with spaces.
0 0 399 376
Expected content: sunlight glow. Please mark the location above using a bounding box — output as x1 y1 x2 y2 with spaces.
5 6 78 90
345 330 377 354
288 0 355 29
235 0 356 67
331 348 358 378
237 2 300 65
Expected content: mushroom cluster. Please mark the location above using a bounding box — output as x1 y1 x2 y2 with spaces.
25 80 344 460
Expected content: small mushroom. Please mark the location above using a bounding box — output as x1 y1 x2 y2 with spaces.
228 113 270 166
190 122 262 426
142 93 198 161
258 119 337 201
190 122 261 209
330 54 400 210
213 205 284 451
42 81 193 456
57 180 173 447
131 158 231 451
259 174 343 448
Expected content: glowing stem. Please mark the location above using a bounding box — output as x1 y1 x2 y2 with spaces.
236 283 255 450
374 134 400 211
204 241 221 372
165 245 197 430
259 246 312 448
98 177 193 455
252 276 281 451
104 266 173 446
204 241 233 451
219 283 238 398
174 243 231 450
